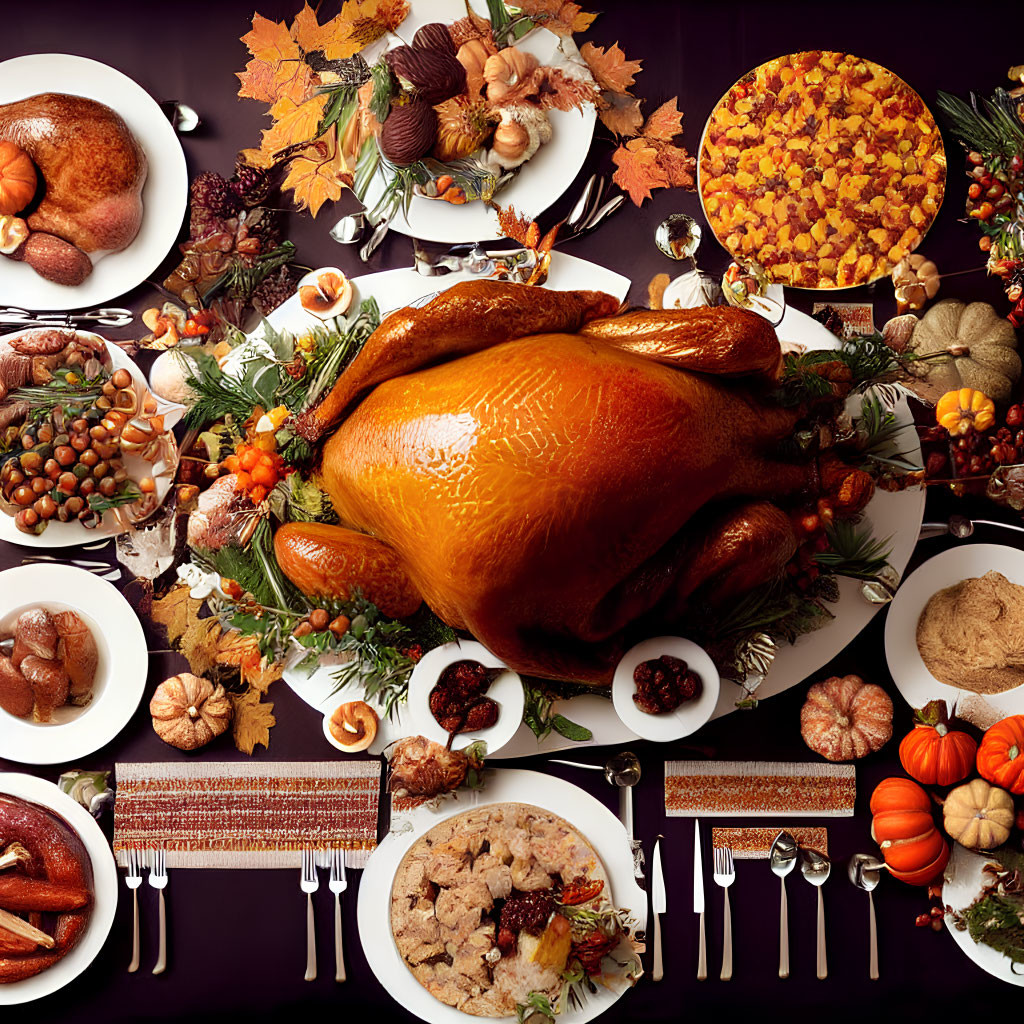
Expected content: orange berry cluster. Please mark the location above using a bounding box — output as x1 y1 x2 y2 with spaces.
222 443 288 504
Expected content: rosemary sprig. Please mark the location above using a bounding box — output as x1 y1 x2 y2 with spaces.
184 349 270 429
776 333 903 406
814 520 893 581
855 393 923 473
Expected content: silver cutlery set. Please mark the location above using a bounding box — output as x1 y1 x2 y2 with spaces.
651 824 848 983
122 847 169 975
301 848 349 983
122 848 348 981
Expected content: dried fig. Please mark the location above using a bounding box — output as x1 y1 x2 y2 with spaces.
380 98 437 165
412 22 455 55
386 45 466 104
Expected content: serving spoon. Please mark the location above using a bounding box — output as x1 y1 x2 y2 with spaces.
769 830 798 978
919 513 1024 540
848 852 883 979
799 846 831 980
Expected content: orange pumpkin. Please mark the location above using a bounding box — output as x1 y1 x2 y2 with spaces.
898 700 977 787
977 715 1024 794
0 141 37 216
869 777 949 885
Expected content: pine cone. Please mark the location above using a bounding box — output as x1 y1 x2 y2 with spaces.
191 171 242 218
252 266 298 317
232 160 274 207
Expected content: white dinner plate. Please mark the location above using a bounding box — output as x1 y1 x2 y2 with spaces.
943 842 1024 986
884 543 1024 722
0 564 148 764
357 768 646 1024
0 53 187 310
407 640 524 754
358 0 597 243
0 772 118 1004
0 331 181 548
273 261 924 754
612 636 720 742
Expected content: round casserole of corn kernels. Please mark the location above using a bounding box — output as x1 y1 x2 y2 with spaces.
699 51 946 289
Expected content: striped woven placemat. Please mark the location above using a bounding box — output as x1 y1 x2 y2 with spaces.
114 761 381 869
665 760 855 817
711 826 829 858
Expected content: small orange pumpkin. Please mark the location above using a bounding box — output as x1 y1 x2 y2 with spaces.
935 387 995 436
977 715 1024 794
899 700 977 787
870 777 949 885
0 141 37 216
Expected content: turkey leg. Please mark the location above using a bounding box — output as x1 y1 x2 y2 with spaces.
295 280 620 442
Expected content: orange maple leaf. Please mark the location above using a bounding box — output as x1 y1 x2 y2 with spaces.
580 41 642 95
599 92 644 137
272 57 318 106
643 97 684 142
281 128 352 216
612 138 669 205
655 142 696 189
518 1 597 36
236 59 279 103
290 1 323 51
318 0 410 60
495 204 539 247
258 95 328 161
242 13 301 65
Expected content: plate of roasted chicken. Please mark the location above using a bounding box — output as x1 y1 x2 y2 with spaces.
0 773 117 1002
0 564 148 764
359 770 644 1023
0 53 187 309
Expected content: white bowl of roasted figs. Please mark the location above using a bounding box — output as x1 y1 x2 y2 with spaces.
612 636 720 742
0 564 148 763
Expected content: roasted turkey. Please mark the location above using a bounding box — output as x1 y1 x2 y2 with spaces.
276 281 870 683
0 93 147 283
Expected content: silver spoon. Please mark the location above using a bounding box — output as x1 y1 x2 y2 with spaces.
359 216 392 262
604 752 642 876
330 211 367 245
919 513 1024 540
655 213 702 261
769 831 798 979
848 853 883 980
799 846 830 980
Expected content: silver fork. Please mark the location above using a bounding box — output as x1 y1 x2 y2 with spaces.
148 847 168 975
125 847 142 972
329 848 348 983
713 846 735 981
21 556 121 581
301 849 319 981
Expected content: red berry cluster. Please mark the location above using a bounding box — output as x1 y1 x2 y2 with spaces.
919 404 1024 492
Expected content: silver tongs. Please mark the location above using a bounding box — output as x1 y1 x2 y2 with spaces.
0 307 135 332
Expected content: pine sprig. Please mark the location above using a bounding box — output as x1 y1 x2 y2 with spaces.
935 89 1024 160
814 520 893 581
776 334 902 406
855 393 923 473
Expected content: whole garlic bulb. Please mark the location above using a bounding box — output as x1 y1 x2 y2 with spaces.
486 106 553 171
0 215 28 255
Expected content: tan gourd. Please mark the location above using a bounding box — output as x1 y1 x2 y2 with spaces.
456 39 494 97
492 120 530 162
484 47 539 102
943 778 1014 850
907 299 1021 403
150 672 233 751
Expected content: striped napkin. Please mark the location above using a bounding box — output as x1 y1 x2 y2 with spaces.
114 761 381 869
665 761 855 817
711 827 829 859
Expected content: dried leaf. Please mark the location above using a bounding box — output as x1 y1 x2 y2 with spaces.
238 146 276 170
281 129 351 216
236 59 279 103
449 11 493 48
231 688 276 755
180 616 222 678
612 138 668 205
580 41 641 94
318 0 410 61
495 204 537 247
289 1 323 51
258 95 328 161
643 97 683 142
242 13 301 65
151 585 203 646
538 221 562 254
599 91 644 137
272 57 318 107
656 144 696 189
518 0 597 35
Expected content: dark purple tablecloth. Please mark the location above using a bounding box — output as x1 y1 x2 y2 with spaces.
3 1 1023 1020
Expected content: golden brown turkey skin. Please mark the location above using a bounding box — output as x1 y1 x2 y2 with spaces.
0 93 146 253
316 320 809 681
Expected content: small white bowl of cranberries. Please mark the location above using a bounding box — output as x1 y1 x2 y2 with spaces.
612 636 720 742
407 640 525 755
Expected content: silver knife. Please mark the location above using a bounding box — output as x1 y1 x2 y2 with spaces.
694 819 707 981
652 836 666 982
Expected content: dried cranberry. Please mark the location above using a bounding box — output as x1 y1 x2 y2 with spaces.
633 654 703 714
500 890 553 935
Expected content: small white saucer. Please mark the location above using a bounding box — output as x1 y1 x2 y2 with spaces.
612 636 720 742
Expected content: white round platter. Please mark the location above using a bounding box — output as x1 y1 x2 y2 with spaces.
0 772 118 1004
358 0 597 243
357 768 645 1024
0 331 181 548
0 564 148 764
0 53 187 310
